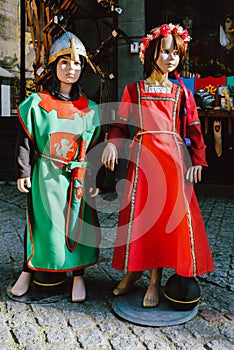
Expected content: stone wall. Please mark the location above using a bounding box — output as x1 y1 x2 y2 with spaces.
0 0 20 72
117 0 145 100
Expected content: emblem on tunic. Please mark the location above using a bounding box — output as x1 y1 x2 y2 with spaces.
76 186 84 199
50 132 79 167
54 138 74 158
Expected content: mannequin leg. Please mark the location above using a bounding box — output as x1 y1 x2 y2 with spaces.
72 276 86 302
113 271 142 296
11 271 32 296
143 268 162 308
72 269 86 302
11 231 32 297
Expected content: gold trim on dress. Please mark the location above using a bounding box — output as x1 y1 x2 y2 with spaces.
123 82 197 275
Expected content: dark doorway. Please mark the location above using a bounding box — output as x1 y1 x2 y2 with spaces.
146 0 233 38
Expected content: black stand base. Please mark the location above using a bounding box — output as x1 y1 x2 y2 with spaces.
112 287 198 326
7 279 72 304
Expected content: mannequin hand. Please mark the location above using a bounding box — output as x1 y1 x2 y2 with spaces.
102 142 118 171
89 187 100 197
17 177 31 193
186 165 202 183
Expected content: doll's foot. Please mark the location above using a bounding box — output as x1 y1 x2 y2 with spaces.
142 283 160 308
72 276 86 302
113 271 142 296
11 271 32 297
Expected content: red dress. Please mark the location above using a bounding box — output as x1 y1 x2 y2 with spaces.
108 80 214 277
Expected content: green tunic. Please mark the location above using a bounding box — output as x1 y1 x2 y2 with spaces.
17 91 101 272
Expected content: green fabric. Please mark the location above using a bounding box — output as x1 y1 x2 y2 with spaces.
18 93 101 271
227 76 234 88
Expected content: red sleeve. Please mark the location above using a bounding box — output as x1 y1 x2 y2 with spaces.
107 82 138 150
117 83 138 118
186 90 208 167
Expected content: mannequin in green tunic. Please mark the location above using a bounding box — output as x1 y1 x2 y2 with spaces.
11 32 101 302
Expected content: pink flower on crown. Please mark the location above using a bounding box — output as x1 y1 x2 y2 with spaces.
181 29 190 42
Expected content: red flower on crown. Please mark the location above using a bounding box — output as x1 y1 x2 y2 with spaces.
160 24 172 37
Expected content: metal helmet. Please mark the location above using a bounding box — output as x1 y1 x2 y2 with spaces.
48 31 87 65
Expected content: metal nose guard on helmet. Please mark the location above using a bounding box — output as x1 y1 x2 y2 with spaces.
48 32 87 65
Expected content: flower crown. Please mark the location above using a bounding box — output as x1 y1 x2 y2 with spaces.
139 23 191 63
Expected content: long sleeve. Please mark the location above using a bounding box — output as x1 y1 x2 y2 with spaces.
107 83 138 151
86 125 105 189
185 90 208 167
15 127 34 179
107 122 130 150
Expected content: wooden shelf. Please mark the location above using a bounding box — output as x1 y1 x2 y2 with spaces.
198 109 234 134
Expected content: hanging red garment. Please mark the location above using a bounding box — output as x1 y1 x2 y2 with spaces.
194 75 226 95
108 81 214 277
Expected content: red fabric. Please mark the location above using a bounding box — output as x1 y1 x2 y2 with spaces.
38 91 90 119
194 76 226 95
109 81 214 277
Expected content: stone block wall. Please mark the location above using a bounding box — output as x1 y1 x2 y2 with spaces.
117 0 145 100
0 0 20 69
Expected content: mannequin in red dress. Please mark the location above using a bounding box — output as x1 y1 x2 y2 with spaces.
102 24 214 308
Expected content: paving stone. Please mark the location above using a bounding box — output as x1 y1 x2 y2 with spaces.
161 325 204 348
7 311 34 327
109 332 146 350
184 318 220 340
199 307 226 323
77 329 107 348
36 312 66 327
12 324 39 344
21 345 48 350
46 346 81 350
205 339 234 350
130 325 175 349
0 314 5 323
0 325 11 343
5 301 29 313
219 321 234 342
98 318 129 335
174 340 205 350
45 326 74 343
68 313 95 330
30 304 55 314
144 340 176 350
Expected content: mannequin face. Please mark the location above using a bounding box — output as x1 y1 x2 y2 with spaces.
56 55 82 84
155 35 180 74
224 17 234 35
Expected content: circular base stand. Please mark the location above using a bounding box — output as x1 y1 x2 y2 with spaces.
7 279 71 304
112 287 198 326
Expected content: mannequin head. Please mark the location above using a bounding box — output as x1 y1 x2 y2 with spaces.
223 12 234 36
48 32 87 100
140 24 190 79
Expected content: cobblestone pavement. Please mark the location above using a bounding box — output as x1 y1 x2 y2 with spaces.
0 183 234 350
